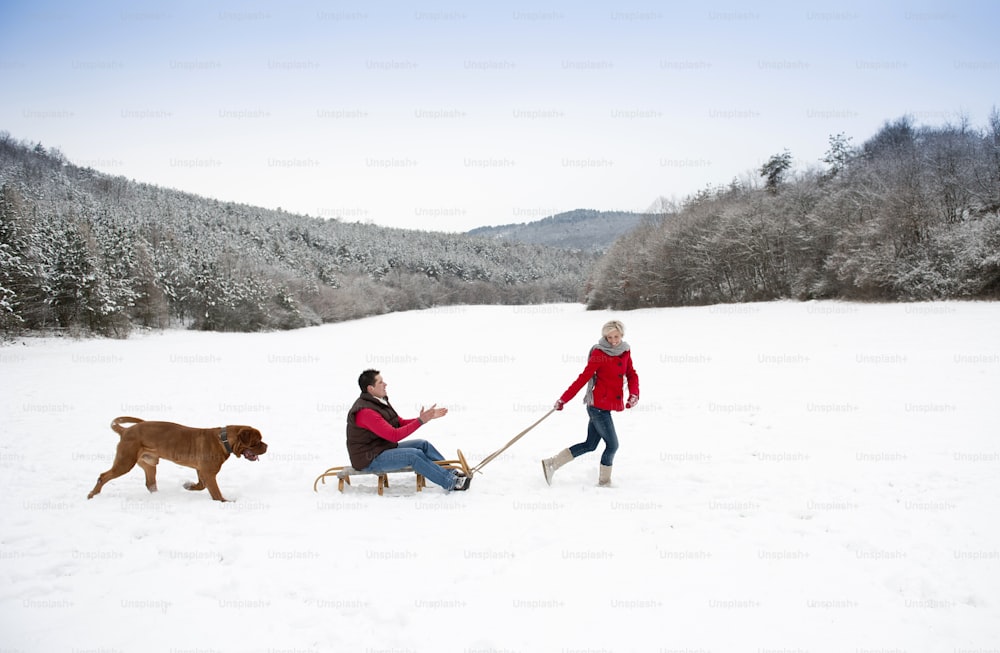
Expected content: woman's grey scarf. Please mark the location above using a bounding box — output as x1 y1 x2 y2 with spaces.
583 337 630 406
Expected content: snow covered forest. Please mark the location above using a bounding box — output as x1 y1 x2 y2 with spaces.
0 133 595 337
587 113 1000 309
3 112 998 338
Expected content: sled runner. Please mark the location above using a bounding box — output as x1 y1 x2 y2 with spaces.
312 459 464 496
457 449 473 477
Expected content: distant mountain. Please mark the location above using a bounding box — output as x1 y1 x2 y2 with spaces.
467 209 662 252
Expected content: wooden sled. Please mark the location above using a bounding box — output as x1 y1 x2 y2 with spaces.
313 459 464 496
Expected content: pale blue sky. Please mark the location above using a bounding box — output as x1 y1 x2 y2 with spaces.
2 1 997 231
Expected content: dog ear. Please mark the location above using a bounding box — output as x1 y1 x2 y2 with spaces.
236 427 266 452
236 427 253 445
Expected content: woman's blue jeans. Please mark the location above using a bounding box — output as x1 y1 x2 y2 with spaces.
570 406 619 466
364 439 458 491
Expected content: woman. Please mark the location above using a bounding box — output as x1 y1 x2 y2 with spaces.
542 319 639 487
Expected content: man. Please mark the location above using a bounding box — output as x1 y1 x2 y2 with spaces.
346 369 471 492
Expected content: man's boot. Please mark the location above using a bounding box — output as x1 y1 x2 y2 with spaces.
541 448 574 485
598 464 612 487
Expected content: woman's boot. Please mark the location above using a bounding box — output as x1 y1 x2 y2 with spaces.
598 464 612 487
541 448 574 485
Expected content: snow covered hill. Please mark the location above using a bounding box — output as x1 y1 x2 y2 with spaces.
1 301 998 652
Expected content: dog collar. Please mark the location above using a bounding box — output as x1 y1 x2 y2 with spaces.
219 427 233 455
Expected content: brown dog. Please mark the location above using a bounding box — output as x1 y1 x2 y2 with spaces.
87 416 268 502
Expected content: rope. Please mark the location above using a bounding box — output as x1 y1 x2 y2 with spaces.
471 408 555 474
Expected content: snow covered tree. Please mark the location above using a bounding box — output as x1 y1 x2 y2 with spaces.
760 149 793 195
821 132 855 180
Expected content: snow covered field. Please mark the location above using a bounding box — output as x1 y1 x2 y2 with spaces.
1 301 998 653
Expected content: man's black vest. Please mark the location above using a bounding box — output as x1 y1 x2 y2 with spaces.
346 393 400 470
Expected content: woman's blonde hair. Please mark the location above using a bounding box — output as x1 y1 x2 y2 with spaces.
601 320 625 338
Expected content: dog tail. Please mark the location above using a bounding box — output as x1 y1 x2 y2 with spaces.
110 416 144 436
